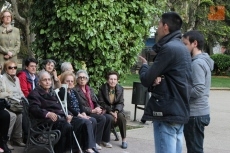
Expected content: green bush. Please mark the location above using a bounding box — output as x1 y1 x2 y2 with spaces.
30 0 162 90
210 54 230 75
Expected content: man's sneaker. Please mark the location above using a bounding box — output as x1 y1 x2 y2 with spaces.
0 147 4 153
7 141 14 150
96 143 102 150
101 142 112 148
12 138 26 147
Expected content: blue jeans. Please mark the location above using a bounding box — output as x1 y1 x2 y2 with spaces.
153 121 184 153
184 115 210 153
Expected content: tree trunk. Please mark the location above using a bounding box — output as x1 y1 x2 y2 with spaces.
11 0 26 25
11 0 34 57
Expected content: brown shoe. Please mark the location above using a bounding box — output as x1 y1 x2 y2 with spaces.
12 138 26 147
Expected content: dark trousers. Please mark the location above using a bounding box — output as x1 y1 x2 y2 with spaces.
75 117 96 150
54 119 74 153
90 113 112 143
184 114 210 153
0 110 10 139
113 112 126 139
22 111 29 142
54 117 97 152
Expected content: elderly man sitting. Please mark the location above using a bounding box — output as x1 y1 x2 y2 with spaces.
27 71 97 153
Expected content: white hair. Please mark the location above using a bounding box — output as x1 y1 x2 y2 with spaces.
76 69 89 81
61 62 73 72
38 70 51 81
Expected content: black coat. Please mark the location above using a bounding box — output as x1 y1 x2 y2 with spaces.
98 83 124 113
73 85 100 115
139 30 192 124
28 86 67 118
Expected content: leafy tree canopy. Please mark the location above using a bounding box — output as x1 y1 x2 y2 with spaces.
168 0 230 53
30 0 162 89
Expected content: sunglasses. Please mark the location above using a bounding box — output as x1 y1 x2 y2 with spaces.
8 66 17 70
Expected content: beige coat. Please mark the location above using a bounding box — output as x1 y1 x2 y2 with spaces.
0 73 24 100
0 25 20 66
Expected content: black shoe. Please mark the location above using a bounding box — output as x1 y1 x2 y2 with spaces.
92 147 100 153
0 141 11 153
121 142 127 149
23 136 28 144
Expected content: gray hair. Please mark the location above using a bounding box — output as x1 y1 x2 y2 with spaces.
61 62 72 72
76 69 89 81
38 70 51 82
42 59 56 69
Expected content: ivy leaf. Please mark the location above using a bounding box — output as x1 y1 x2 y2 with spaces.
69 35 76 42
40 29 45 34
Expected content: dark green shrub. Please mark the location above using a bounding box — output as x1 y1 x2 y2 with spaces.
30 0 162 90
210 54 230 75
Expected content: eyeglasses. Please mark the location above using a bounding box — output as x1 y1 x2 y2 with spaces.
78 76 87 80
8 66 17 70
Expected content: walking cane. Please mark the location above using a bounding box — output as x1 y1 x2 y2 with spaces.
55 85 83 153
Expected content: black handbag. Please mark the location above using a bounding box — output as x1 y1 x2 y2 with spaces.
0 98 11 110
8 97 23 113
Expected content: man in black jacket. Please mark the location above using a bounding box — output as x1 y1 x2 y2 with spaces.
139 12 192 153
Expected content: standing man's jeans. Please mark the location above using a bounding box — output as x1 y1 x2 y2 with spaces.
154 121 184 153
184 114 210 153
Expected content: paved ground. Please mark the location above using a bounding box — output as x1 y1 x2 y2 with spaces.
12 89 230 153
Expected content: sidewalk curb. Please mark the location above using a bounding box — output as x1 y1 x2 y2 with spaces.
123 86 230 90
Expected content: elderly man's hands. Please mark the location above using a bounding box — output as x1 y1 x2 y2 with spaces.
47 112 58 122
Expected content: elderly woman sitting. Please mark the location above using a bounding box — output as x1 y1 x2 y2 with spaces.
74 70 112 149
27 71 97 153
97 71 127 149
0 60 25 150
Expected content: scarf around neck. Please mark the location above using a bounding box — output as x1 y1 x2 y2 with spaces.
2 24 13 34
83 85 94 109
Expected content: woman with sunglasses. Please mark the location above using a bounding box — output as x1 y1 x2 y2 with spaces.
59 71 98 153
0 60 25 150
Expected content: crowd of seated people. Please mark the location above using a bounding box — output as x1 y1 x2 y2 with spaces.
0 58 127 153
59 71 98 153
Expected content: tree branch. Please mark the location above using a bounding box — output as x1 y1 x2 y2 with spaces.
11 0 26 25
